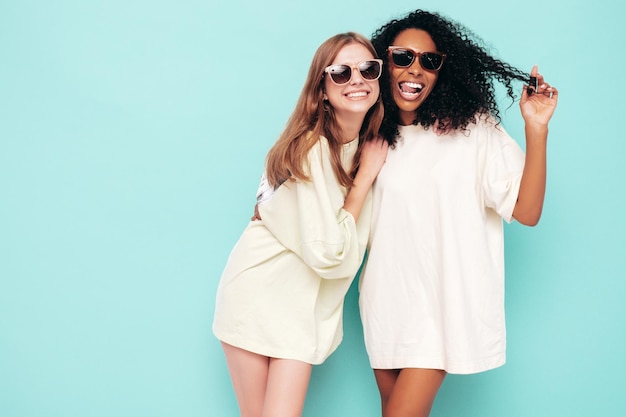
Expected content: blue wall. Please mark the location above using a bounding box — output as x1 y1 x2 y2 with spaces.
1 0 624 416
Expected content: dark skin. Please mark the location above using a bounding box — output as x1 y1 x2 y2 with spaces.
372 24 557 417
375 368 446 417
253 12 558 417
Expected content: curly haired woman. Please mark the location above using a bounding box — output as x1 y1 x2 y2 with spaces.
357 10 559 417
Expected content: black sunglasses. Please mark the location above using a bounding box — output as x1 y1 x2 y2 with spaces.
324 59 383 85
387 47 446 72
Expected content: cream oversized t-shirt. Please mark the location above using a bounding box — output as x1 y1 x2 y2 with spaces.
214 135 371 364
359 117 524 374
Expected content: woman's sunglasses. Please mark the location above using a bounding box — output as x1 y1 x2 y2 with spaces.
387 47 446 72
324 59 383 85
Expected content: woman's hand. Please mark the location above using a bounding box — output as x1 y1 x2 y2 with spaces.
342 137 388 222
520 65 559 127
356 136 389 184
513 66 559 226
251 204 261 221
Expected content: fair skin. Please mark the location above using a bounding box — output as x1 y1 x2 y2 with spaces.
375 28 558 417
324 43 380 144
221 343 312 417
226 42 388 417
323 42 387 222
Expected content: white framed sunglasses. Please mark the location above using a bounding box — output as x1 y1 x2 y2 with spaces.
324 59 383 85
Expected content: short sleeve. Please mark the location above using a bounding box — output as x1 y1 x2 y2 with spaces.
482 123 525 223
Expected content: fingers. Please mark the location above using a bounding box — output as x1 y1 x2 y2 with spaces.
543 86 558 101
371 135 388 148
548 86 558 97
363 136 388 152
251 204 261 221
524 65 557 100
535 81 557 99
359 136 389 177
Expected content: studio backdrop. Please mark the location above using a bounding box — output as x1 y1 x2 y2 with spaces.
1 0 625 416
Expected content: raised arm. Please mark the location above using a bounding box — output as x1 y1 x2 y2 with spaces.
343 137 388 222
512 65 559 226
250 137 388 222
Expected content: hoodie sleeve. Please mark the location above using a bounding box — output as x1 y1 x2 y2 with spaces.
257 139 364 280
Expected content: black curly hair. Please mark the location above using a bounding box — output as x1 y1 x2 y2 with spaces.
372 9 529 145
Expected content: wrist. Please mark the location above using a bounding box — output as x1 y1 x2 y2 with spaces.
354 169 377 186
525 123 549 139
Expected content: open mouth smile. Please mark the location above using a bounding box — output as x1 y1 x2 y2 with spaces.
345 91 369 99
398 81 424 99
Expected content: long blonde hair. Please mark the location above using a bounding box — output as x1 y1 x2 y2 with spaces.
265 32 383 188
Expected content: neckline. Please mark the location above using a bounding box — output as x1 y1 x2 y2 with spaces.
342 136 359 146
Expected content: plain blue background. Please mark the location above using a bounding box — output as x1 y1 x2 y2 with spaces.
1 0 625 416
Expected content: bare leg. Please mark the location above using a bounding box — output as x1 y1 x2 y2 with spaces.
374 368 400 413
264 357 312 417
221 342 269 417
375 368 446 417
222 342 312 417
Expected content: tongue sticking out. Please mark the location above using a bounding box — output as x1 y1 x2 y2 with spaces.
400 82 423 94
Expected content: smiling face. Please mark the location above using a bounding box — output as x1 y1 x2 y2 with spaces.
323 42 380 131
388 28 440 125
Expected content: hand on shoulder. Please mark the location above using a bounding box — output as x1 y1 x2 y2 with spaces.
357 137 389 184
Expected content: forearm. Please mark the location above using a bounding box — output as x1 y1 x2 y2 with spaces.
343 175 374 222
512 123 548 226
343 138 388 222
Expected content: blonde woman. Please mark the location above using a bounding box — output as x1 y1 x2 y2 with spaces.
213 32 388 417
